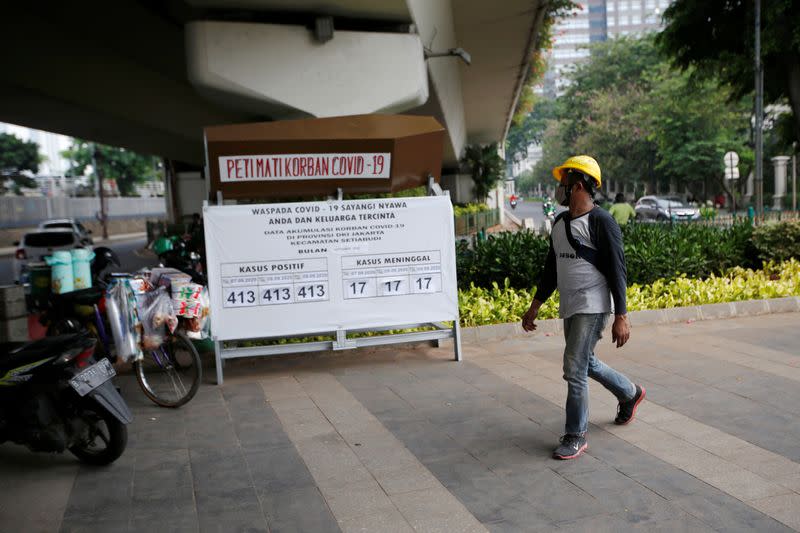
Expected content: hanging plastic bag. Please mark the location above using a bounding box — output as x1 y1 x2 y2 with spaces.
136 287 178 350
105 279 140 362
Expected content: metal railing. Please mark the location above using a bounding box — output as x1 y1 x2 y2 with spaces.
697 210 799 227
454 208 500 235
0 196 166 228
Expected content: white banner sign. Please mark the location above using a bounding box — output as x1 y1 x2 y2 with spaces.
203 196 458 340
218 152 391 182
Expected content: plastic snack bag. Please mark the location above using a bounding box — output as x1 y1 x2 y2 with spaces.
136 287 178 350
105 279 140 362
171 281 203 301
185 288 210 339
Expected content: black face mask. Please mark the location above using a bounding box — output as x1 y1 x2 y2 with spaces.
555 182 573 206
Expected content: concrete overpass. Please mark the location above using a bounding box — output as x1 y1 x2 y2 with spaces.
1 0 548 210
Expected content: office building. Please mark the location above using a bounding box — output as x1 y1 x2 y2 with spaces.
542 0 673 96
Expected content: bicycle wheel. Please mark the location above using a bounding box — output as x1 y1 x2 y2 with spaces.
134 331 202 408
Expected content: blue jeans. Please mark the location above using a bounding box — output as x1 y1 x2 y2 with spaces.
562 313 636 436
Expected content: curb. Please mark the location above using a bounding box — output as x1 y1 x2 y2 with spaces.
503 209 523 228
460 296 800 343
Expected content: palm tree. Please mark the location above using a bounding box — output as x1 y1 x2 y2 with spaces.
461 143 505 203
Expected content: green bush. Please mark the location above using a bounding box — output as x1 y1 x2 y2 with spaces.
622 221 757 285
453 203 490 217
752 220 800 262
456 222 758 290
456 230 550 290
459 259 800 327
699 206 717 220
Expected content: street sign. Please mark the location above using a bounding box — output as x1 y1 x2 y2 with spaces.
724 151 740 167
724 167 740 180
203 196 458 341
204 115 445 200
724 151 740 180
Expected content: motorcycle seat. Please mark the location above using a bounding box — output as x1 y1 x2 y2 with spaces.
51 287 104 307
0 334 89 373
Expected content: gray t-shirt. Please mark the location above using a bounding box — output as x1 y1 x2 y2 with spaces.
551 213 613 318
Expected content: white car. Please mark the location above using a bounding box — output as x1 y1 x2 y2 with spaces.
13 229 88 283
38 218 93 245
635 196 700 222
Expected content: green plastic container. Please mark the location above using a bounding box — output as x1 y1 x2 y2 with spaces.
71 248 95 290
46 251 74 294
28 263 52 298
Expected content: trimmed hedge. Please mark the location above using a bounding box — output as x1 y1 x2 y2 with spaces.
622 221 758 285
456 231 549 290
458 259 800 327
456 220 778 289
231 260 799 346
752 220 800 263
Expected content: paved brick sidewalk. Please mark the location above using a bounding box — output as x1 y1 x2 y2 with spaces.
2 313 799 532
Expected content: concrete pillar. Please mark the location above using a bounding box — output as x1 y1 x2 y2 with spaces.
440 173 473 204
772 156 790 209
486 183 506 225
175 171 205 219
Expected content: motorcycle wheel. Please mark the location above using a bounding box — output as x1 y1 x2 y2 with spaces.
69 405 127 465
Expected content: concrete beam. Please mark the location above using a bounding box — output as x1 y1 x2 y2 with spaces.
186 21 428 118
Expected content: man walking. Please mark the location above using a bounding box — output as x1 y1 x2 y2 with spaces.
522 155 645 460
608 193 636 226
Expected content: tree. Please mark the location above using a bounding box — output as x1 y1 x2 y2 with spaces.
516 168 553 197
62 140 160 196
533 33 753 201
532 120 572 194
644 65 752 204
506 98 561 160
530 36 664 195
658 0 800 142
560 35 663 146
509 0 579 126
461 144 505 203
0 132 40 194
572 86 658 194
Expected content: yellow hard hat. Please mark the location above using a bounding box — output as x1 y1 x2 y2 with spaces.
553 155 602 188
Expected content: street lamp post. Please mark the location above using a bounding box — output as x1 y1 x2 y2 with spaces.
755 0 764 217
754 0 764 218
793 142 797 212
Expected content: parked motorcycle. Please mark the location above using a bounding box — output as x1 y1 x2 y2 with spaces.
38 247 121 360
0 333 132 465
152 235 206 285
91 246 122 287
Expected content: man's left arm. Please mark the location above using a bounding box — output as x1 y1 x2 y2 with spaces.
596 214 630 347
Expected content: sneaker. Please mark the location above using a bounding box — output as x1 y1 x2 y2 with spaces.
553 434 588 460
615 385 646 425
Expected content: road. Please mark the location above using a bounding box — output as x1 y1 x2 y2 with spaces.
0 237 152 285
504 199 565 229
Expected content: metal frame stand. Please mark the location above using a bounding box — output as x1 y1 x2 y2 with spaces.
209 180 461 385
213 321 461 384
